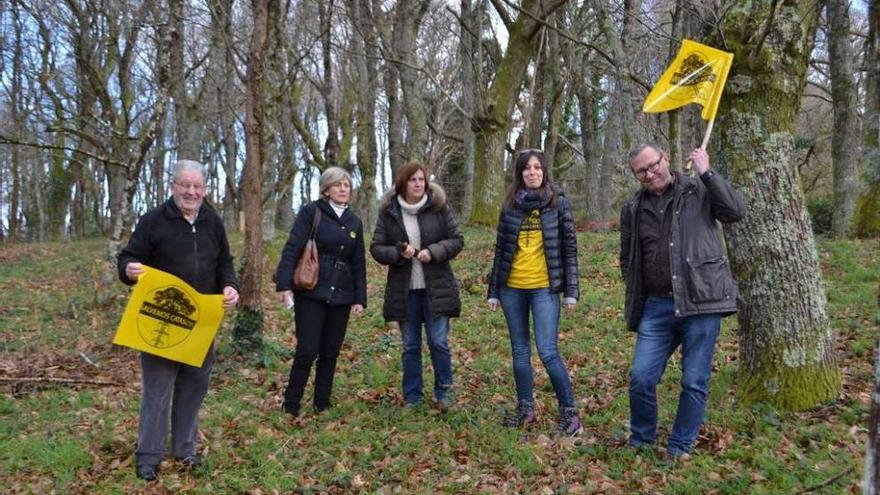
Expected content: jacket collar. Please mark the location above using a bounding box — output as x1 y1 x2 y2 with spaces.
162 197 206 223
380 182 447 216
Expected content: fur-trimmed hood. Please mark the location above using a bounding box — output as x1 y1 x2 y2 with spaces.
379 182 448 213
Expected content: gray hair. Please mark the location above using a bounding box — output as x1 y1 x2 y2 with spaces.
319 166 353 196
172 159 208 183
627 143 665 163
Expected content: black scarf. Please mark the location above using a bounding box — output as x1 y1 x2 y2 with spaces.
514 187 552 211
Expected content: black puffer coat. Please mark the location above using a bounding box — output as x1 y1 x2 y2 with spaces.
370 183 464 322
487 191 579 301
117 198 238 294
275 199 367 307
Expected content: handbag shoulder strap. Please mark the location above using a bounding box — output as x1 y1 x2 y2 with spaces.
308 204 322 239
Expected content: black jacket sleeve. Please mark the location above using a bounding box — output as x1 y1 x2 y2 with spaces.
558 196 579 301
117 214 153 285
275 202 315 291
425 205 464 264
369 212 406 266
701 171 746 223
353 221 368 307
619 201 632 279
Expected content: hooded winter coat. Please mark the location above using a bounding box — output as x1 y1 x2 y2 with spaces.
370 183 464 322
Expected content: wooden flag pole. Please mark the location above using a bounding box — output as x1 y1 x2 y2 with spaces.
683 118 716 175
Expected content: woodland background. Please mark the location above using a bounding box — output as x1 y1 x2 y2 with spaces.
0 0 879 493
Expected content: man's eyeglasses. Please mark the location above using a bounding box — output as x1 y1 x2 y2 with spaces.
173 181 207 192
632 156 663 179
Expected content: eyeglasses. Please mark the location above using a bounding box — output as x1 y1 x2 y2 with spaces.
632 155 664 179
173 181 207 192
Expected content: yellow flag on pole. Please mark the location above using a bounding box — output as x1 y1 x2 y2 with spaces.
642 39 734 121
113 266 225 367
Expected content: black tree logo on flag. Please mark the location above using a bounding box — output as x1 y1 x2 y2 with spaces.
137 286 199 348
671 54 717 87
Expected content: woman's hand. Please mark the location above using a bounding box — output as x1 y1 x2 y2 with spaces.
416 249 432 263
351 304 365 316
400 242 416 259
487 298 500 311
278 290 294 308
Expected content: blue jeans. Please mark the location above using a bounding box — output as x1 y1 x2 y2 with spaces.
499 286 576 409
629 297 721 455
401 289 452 404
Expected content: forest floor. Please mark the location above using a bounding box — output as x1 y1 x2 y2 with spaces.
0 227 877 494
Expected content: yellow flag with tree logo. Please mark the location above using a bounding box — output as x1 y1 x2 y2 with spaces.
642 39 734 121
113 266 225 367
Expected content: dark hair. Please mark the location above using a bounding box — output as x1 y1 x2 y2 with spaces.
502 149 558 208
394 162 430 197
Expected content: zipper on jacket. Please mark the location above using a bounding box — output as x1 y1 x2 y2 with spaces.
192 223 199 282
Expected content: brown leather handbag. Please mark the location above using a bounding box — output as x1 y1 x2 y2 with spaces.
293 206 322 291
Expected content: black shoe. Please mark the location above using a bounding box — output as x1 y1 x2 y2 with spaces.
282 403 300 417
176 454 202 470
135 463 159 481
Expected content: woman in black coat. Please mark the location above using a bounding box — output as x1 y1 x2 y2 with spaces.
370 162 463 410
275 166 367 416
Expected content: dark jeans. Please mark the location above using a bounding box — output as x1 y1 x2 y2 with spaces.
628 297 721 455
283 294 351 412
136 345 215 466
499 286 576 410
401 289 452 404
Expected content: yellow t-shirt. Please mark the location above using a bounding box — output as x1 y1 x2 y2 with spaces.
506 209 550 289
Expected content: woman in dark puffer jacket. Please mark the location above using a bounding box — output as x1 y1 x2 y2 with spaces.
370 162 463 411
487 149 582 436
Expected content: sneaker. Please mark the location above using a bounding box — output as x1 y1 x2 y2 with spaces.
556 407 583 436
503 403 536 428
135 463 159 481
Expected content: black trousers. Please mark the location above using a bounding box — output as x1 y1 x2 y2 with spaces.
283 294 351 412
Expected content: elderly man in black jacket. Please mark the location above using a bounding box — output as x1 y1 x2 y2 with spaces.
118 160 239 481
620 144 745 461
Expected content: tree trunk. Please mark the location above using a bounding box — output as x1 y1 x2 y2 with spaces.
469 0 567 225
866 285 880 494
169 0 202 161
348 0 380 227
855 0 879 238
8 2 23 241
394 0 431 162
458 0 478 221
709 1 840 410
234 0 272 353
825 0 858 238
318 0 339 169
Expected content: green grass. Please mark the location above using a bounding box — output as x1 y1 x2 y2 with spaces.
0 228 876 493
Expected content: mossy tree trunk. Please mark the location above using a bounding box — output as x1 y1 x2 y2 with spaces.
855 0 879 238
469 0 567 225
708 1 841 410
824 0 859 238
